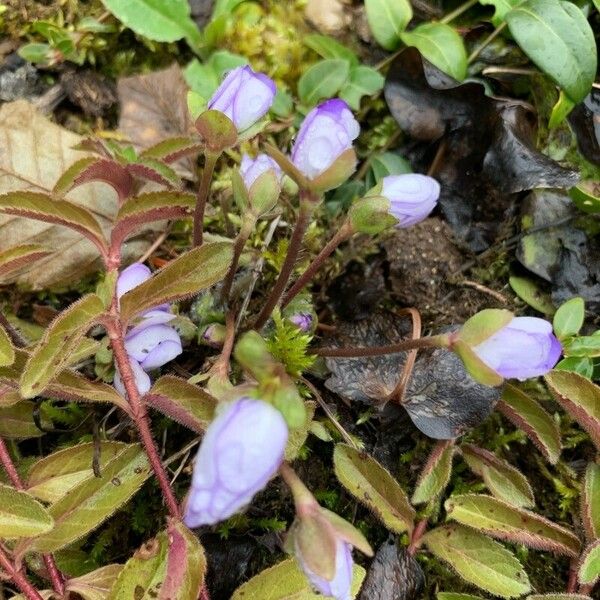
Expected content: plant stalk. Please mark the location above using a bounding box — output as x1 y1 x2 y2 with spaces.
440 0 478 23
281 220 354 309
407 519 428 555
467 21 508 64
315 335 446 358
193 153 219 248
0 546 46 600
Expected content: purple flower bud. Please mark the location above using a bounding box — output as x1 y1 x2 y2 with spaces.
298 538 353 600
240 153 283 189
124 324 183 371
291 99 360 180
114 357 151 397
208 65 276 132
117 263 151 299
289 312 313 332
382 174 440 228
472 316 562 380
184 398 288 527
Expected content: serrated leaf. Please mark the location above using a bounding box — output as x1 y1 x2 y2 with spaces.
340 65 385 110
498 384 561 464
460 444 534 508
27 441 128 503
298 60 350 107
66 564 124 600
26 444 150 553
423 524 531 598
578 539 600 585
108 520 206 600
140 137 203 163
20 294 105 399
333 443 415 534
127 158 181 189
445 494 581 557
0 483 54 538
230 557 366 600
0 323 14 366
0 244 51 278
365 0 412 50
412 440 454 505
144 375 216 433
120 242 233 323
553 297 585 340
582 463 600 541
545 370 600 451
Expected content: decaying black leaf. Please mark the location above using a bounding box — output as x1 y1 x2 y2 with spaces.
568 88 600 166
359 538 424 600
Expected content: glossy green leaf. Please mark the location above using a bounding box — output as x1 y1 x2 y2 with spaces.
0 483 54 538
569 181 600 214
230 557 366 599
479 0 520 25
20 294 105 399
0 323 14 367
108 520 206 600
66 564 123 600
506 0 596 103
304 34 358 64
0 244 51 278
509 276 555 315
582 463 600 541
120 242 233 323
578 539 600 585
27 444 150 553
340 65 385 110
333 443 415 534
400 23 468 81
298 59 350 107
553 298 585 340
460 444 534 508
365 0 412 50
412 440 454 505
545 370 600 451
445 494 581 557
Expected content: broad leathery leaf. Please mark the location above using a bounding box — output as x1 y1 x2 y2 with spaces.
0 401 48 438
333 443 415 534
108 520 206 600
438 594 487 600
144 375 216 433
498 384 561 464
578 539 600 585
479 0 520 26
298 59 350 107
400 23 468 81
340 65 385 111
120 242 233 323
27 441 127 503
0 483 54 538
445 494 581 557
26 444 150 553
423 524 531 598
582 463 600 541
412 440 455 505
230 557 366 600
0 323 14 366
365 0 412 50
553 297 585 340
506 0 596 103
20 294 105 399
460 444 534 508
545 370 600 451
66 564 123 600
0 244 51 278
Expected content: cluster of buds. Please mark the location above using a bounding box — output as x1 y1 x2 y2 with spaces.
114 264 182 395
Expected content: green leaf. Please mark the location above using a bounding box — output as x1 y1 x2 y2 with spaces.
498 384 561 464
479 0 520 25
549 90 576 128
460 444 534 508
423 524 531 598
18 43 52 65
553 297 585 340
0 483 54 538
569 181 600 214
304 34 359 65
365 0 412 50
0 323 14 366
66 564 123 600
0 401 49 438
212 0 247 18
578 539 600 586
27 444 150 553
333 443 415 534
120 242 233 323
366 152 411 188
140 137 203 163
445 494 581 557
438 595 487 600
545 370 600 451
298 59 350 107
563 334 600 358
145 375 216 433
100 0 202 46
108 520 206 600
582 463 600 541
400 23 467 81
340 65 385 110
230 557 366 599
412 440 455 505
509 275 555 315
26 441 128 503
20 294 105 399
527 596 593 600
0 244 51 278
555 357 594 379
285 401 316 461
506 0 596 103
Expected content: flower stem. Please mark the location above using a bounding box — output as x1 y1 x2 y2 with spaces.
220 220 254 305
0 546 45 600
279 462 318 516
253 193 317 330
193 152 219 248
281 220 354 309
316 335 447 358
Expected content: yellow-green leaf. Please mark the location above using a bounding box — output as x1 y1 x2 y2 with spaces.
0 244 51 278
412 440 454 505
0 400 48 438
582 463 600 541
0 323 14 366
578 539 600 585
0 483 54 538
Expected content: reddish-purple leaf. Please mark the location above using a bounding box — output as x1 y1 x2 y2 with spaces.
140 136 203 163
0 244 52 278
126 158 181 189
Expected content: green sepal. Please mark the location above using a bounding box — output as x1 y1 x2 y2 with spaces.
348 195 397 234
453 339 504 387
458 309 514 347
310 148 357 193
194 110 237 153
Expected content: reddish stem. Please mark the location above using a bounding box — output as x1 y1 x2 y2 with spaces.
407 519 428 555
0 546 45 600
387 308 421 404
567 558 578 593
193 153 218 248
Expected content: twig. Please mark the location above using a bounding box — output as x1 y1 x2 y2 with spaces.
459 280 508 304
387 308 421 404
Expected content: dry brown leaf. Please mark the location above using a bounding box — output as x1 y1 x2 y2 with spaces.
0 100 151 290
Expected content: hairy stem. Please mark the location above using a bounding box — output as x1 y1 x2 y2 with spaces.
193 153 219 248
0 546 45 600
220 220 254 305
315 335 446 358
253 194 317 329
407 519 428 555
281 220 354 309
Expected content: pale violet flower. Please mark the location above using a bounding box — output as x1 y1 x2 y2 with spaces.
382 173 440 228
240 153 282 189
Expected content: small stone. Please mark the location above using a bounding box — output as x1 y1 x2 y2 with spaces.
305 0 350 34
